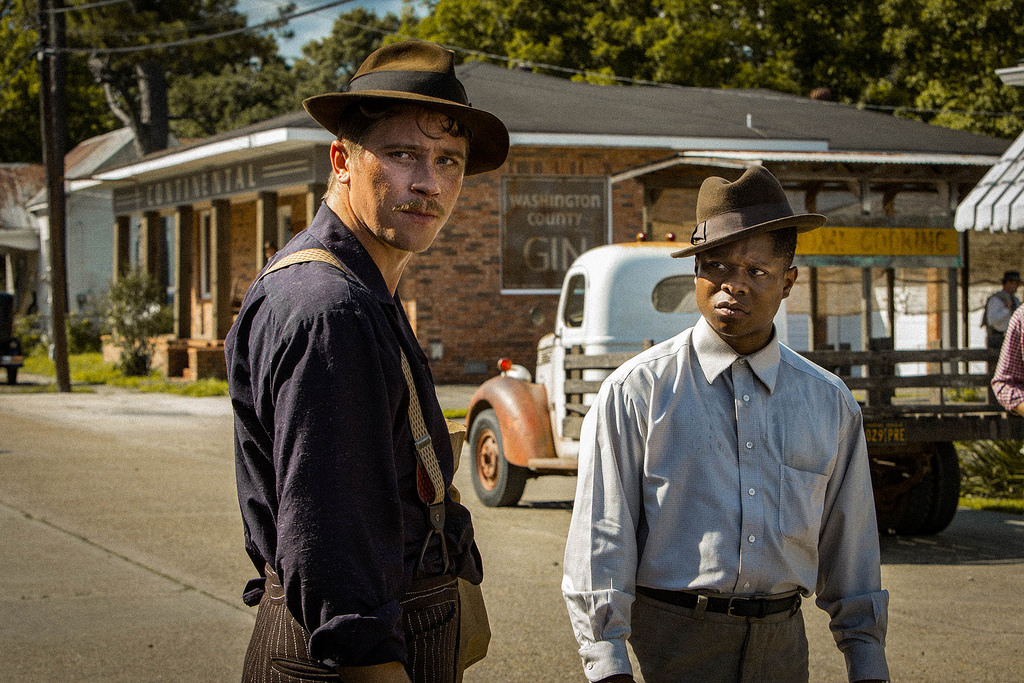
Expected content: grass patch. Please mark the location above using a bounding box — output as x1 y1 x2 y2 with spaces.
443 408 467 420
959 496 1024 515
21 352 229 397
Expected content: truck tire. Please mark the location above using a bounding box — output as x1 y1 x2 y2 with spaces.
876 442 960 536
919 442 960 535
469 408 527 507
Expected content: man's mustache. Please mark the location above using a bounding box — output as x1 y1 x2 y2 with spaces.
393 199 445 215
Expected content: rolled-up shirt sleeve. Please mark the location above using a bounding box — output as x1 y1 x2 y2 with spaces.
562 378 646 681
265 306 408 667
814 405 890 682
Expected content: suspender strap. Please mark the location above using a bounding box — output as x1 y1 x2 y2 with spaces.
255 248 346 284
255 247 450 571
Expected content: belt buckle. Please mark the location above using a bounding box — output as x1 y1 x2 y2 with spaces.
726 596 767 619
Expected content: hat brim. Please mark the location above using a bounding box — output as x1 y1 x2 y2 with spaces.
670 212 825 258
303 91 510 176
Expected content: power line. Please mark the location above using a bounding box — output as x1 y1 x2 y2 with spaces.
53 0 354 55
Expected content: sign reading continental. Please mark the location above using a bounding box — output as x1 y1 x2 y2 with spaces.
797 226 960 257
501 176 610 291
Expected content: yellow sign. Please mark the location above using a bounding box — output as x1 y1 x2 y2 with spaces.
796 226 959 257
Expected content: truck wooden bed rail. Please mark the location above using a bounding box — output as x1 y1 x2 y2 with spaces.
562 345 1022 442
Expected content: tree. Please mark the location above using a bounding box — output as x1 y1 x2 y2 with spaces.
414 0 1024 138
289 7 404 102
868 0 1024 137
69 0 283 154
0 0 116 162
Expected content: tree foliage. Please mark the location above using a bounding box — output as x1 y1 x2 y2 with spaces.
414 0 1024 137
290 7 405 101
70 0 283 153
868 0 1024 138
0 0 117 162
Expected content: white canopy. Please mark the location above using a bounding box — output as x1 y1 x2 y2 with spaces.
955 132 1024 232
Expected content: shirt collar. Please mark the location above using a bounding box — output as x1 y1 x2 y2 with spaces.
305 203 396 306
692 317 781 393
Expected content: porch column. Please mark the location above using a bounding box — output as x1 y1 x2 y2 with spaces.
210 199 233 339
256 191 278 269
113 215 131 280
139 210 165 289
173 205 194 339
305 183 327 227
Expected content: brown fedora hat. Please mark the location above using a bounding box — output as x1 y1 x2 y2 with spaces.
303 40 509 176
671 166 825 258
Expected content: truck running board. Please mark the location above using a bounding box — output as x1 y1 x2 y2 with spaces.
527 457 578 473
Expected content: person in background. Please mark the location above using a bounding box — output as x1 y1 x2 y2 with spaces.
562 166 889 683
226 40 508 682
982 270 1021 350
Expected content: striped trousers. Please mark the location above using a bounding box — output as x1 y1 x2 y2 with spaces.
241 565 460 683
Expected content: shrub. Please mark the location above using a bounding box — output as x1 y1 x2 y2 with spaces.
14 313 47 356
104 270 172 376
957 440 1024 498
66 312 104 354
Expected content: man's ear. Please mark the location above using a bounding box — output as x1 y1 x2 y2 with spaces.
782 266 798 299
330 140 352 184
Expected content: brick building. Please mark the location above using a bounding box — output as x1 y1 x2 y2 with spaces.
90 62 1012 382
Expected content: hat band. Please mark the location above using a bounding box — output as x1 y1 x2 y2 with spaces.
348 69 470 106
691 201 795 246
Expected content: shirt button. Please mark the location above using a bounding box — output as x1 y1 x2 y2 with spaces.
745 441 753 449
742 394 750 402
748 535 756 543
748 488 756 496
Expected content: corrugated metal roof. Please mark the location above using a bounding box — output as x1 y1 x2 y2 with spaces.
955 133 1024 232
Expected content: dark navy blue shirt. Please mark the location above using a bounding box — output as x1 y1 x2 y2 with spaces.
225 203 482 668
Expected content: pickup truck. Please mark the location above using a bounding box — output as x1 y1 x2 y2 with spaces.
465 242 1024 535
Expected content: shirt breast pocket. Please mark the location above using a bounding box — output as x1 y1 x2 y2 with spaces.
779 464 829 548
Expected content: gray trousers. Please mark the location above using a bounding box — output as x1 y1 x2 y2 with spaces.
628 591 809 683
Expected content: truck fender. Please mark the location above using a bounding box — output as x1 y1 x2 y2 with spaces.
466 375 557 467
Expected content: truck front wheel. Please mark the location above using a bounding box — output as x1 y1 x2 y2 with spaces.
469 408 527 507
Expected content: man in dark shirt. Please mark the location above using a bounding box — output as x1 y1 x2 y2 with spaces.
226 41 508 682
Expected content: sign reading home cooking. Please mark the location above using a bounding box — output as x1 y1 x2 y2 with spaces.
501 176 610 291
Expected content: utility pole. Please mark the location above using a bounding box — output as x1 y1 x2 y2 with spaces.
37 0 71 392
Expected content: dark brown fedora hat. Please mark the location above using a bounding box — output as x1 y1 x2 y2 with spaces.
671 166 825 258
303 40 509 176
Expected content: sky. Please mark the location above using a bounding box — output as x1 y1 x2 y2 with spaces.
235 0 412 60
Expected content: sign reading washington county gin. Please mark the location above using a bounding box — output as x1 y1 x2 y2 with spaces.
501 176 610 291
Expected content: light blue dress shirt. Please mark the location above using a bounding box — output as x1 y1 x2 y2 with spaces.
562 318 889 682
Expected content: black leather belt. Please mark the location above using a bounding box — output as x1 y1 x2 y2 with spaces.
636 586 801 619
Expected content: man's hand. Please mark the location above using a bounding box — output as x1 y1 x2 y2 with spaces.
1013 402 1024 417
335 661 411 682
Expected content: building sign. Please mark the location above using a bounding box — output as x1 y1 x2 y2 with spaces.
112 149 330 214
501 176 610 291
795 225 961 268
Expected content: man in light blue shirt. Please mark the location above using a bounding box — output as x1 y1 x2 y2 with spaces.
562 166 889 683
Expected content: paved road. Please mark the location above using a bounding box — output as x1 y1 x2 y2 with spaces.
2 380 1024 681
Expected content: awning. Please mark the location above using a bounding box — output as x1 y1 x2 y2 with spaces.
955 132 1024 232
